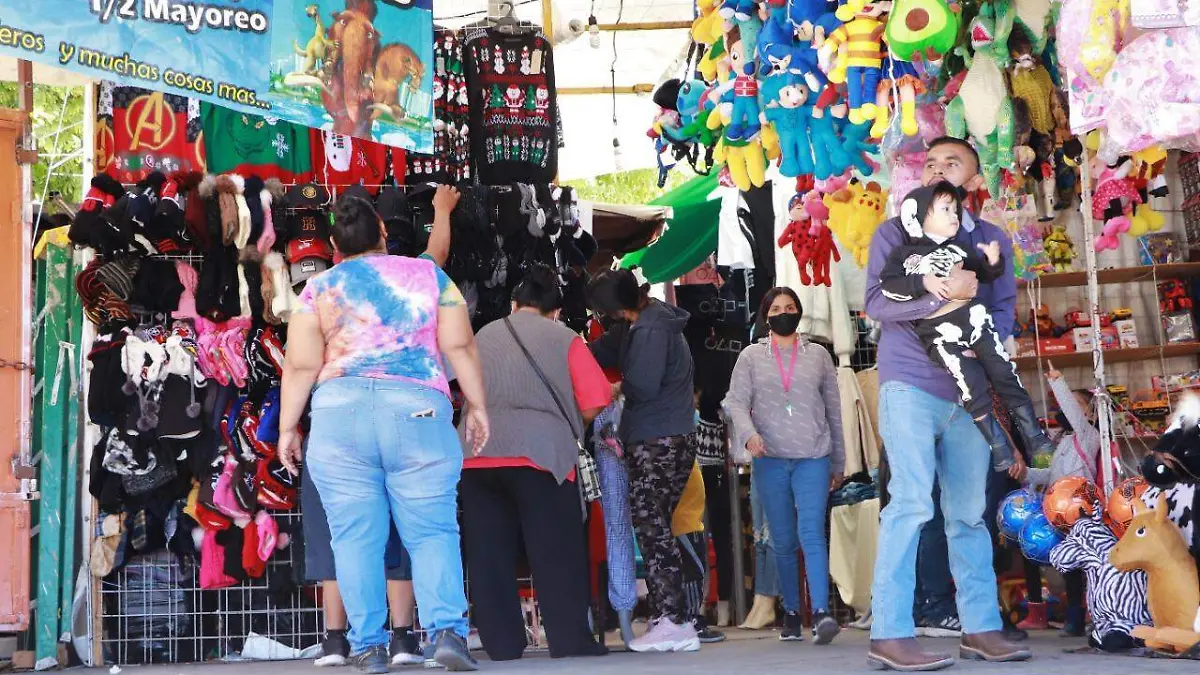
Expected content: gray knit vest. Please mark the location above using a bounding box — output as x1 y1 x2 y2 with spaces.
468 311 582 483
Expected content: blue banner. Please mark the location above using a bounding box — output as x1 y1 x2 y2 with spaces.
0 0 275 111
264 0 434 152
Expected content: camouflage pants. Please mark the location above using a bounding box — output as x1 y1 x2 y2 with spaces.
626 433 697 623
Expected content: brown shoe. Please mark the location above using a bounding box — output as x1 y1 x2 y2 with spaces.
867 638 955 671
960 631 1033 662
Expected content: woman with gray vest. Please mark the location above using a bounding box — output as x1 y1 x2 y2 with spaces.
459 264 612 662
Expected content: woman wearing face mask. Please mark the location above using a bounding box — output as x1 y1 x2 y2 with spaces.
723 287 845 645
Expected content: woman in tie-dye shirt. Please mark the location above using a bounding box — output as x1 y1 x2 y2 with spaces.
278 193 488 670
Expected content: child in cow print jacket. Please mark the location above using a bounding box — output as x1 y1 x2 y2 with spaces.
880 181 1054 471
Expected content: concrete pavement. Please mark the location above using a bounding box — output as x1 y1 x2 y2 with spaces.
101 629 1198 675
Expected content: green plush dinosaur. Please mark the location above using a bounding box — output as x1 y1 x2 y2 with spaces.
944 0 1016 197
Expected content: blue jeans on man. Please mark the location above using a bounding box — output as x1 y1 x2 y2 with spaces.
913 484 957 626
871 382 1003 640
305 377 469 653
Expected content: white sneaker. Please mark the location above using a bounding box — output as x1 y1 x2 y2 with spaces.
629 618 701 653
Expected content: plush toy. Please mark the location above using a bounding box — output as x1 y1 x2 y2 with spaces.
761 75 817 177
944 0 1016 197
823 179 887 267
1008 28 1070 147
1057 0 1125 134
1050 514 1153 652
676 79 720 146
1110 495 1200 654
721 23 763 142
716 136 769 191
871 56 924 138
779 192 842 286
1128 202 1166 238
838 115 879 177
699 36 728 83
720 0 758 22
819 2 889 125
885 0 961 61
809 108 856 180
1091 157 1141 252
757 4 830 99
692 0 725 44
812 11 850 84
1042 225 1076 272
1011 99 1057 221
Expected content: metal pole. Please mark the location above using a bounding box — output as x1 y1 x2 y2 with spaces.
1078 145 1116 494
728 462 746 625
541 0 553 35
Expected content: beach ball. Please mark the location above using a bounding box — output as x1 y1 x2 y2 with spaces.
1019 512 1065 564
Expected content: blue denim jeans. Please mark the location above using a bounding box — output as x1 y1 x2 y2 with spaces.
913 483 957 623
750 477 780 597
752 455 832 613
305 377 469 652
871 381 1002 640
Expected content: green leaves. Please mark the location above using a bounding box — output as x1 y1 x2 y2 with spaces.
0 83 85 203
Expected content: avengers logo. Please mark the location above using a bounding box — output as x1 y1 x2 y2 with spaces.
125 92 177 152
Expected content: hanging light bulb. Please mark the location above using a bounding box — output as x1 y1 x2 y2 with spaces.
612 130 623 172
588 15 600 48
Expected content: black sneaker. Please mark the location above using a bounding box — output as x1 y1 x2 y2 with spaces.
915 614 961 638
432 629 477 672
351 645 390 674
315 630 350 667
697 626 727 644
780 611 805 642
812 611 840 645
390 628 423 666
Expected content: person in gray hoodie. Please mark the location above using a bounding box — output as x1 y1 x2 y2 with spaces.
587 269 700 653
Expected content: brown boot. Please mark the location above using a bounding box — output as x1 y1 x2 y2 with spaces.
960 631 1033 662
867 638 955 671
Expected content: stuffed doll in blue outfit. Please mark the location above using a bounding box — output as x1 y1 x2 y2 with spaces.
720 0 758 21
722 24 762 141
761 74 816 177
808 109 854 179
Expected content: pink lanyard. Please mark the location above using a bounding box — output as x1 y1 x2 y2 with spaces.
772 339 799 416
1069 435 1097 480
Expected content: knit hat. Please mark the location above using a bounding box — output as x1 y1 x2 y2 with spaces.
259 262 282 325
199 175 223 248
262 253 299 321
131 258 185 315
95 256 140 301
255 511 284 561
257 387 281 443
87 330 131 427
244 175 266 245
126 172 167 243
172 262 200 320
231 175 252 250
256 180 281 257
70 174 125 249
200 529 238 589
256 458 297 511
154 176 187 248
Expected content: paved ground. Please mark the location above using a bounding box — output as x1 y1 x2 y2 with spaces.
101 629 1199 675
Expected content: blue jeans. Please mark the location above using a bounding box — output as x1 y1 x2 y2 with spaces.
846 65 881 112
913 484 957 623
750 477 780 597
752 455 832 613
871 382 1002 639
305 377 469 652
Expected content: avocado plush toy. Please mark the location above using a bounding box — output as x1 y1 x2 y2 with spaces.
886 0 962 62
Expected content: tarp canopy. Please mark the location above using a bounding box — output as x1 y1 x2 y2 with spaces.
619 171 719 283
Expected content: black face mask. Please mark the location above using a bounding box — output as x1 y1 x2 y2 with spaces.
767 312 802 337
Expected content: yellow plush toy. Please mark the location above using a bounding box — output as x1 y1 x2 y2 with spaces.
824 181 887 267
716 137 768 192
692 0 724 44
1128 202 1166 237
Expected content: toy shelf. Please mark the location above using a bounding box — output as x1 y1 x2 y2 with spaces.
1017 262 1200 289
1014 342 1200 370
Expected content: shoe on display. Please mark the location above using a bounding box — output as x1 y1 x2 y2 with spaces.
432 629 478 672
867 638 955 672
351 645 390 675
716 601 731 628
812 610 840 645
915 615 961 638
780 611 805 642
1016 602 1049 631
315 630 350 667
391 627 424 666
959 631 1033 662
739 594 777 630
628 617 701 653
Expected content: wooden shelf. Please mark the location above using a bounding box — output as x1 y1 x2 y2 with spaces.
1018 262 1200 289
1014 342 1200 369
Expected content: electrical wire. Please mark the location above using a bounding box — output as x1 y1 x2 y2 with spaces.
611 0 625 167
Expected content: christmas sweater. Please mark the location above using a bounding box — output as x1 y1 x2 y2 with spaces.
464 29 558 185
99 83 204 184
202 103 312 182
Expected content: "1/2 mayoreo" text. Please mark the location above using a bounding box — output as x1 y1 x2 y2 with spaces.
92 0 270 34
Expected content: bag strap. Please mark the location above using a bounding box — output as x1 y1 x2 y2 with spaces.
504 317 582 445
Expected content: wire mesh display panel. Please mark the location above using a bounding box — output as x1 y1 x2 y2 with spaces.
98 511 325 665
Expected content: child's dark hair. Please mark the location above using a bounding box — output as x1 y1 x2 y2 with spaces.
926 180 963 223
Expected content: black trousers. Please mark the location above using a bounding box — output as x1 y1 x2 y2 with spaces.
1025 558 1085 608
460 468 598 660
701 464 734 602
915 302 1032 420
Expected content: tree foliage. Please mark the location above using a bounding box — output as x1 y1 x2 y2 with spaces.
0 84 85 204
573 167 695 206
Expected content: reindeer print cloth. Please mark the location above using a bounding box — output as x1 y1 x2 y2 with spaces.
464 28 558 184
1050 517 1152 645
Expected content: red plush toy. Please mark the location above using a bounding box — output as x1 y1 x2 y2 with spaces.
778 192 841 287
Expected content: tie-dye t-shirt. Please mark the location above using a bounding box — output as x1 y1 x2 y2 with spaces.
295 255 465 396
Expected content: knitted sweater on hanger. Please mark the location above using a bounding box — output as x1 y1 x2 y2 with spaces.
463 28 558 185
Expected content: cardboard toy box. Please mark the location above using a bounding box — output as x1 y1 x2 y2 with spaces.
1114 318 1139 348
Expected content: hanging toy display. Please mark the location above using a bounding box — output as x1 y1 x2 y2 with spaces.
1091 154 1141 252
1042 224 1077 272
942 0 1017 197
885 0 962 61
823 179 887 267
818 1 889 126
778 191 842 286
